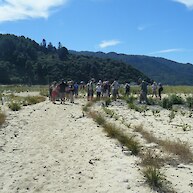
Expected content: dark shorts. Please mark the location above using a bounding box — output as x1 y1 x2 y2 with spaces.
88 90 93 97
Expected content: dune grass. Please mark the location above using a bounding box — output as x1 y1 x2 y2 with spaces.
89 110 140 155
143 166 165 189
24 96 46 105
6 95 46 111
0 85 48 93
159 139 193 164
8 102 21 111
0 111 6 126
134 124 193 163
140 150 164 169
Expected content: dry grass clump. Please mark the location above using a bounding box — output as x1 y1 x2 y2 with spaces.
143 166 165 189
0 112 6 126
142 166 175 193
160 140 193 163
89 110 140 155
102 107 115 117
134 124 158 144
134 124 193 163
140 150 164 169
82 101 93 112
23 96 46 105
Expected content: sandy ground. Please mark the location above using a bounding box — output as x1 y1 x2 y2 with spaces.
0 97 154 193
1 93 193 193
101 99 193 193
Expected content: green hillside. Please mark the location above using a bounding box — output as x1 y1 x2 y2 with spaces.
0 34 149 84
70 51 193 85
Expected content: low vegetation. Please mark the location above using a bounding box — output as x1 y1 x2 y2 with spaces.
8 102 21 111
89 110 140 155
140 150 164 169
134 124 193 164
0 111 6 126
143 166 165 189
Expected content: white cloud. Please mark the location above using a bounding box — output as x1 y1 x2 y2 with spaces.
99 40 121 48
150 48 184 54
173 0 193 9
0 0 68 22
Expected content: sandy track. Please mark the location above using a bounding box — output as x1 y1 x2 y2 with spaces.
0 99 153 193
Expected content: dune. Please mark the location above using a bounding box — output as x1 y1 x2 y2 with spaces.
0 97 153 193
1 94 193 193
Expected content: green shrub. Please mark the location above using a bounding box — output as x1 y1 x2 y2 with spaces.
186 96 193 108
162 94 184 109
162 98 172 109
25 96 46 105
9 102 21 111
143 166 164 189
147 97 157 105
169 94 184 105
104 97 111 106
126 95 136 104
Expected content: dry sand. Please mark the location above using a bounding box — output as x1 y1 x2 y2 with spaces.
1 94 193 193
0 97 153 193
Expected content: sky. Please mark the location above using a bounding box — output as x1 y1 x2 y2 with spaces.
0 0 193 64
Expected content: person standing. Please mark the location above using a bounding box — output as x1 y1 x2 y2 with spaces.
158 83 163 100
87 79 94 101
111 80 119 100
125 82 130 96
59 80 67 104
74 82 79 98
139 80 148 104
96 82 102 100
68 81 75 103
152 81 157 98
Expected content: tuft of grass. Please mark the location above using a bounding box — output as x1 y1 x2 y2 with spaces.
168 110 176 123
134 124 193 163
147 97 157 105
25 96 46 105
186 96 193 109
90 111 140 155
162 94 184 110
0 112 6 126
82 101 93 112
143 166 165 189
104 97 111 107
134 124 157 144
140 150 164 169
128 103 146 113
8 102 21 111
162 97 173 109
160 139 193 163
169 94 184 105
39 88 49 97
126 95 137 104
102 107 114 117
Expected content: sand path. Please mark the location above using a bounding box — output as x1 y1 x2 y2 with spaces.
0 99 153 193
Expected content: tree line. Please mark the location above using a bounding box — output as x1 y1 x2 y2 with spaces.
0 34 149 84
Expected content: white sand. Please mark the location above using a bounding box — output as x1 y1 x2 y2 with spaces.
0 98 154 193
105 100 193 193
1 95 193 193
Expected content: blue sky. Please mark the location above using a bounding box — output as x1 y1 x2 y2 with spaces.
0 0 193 64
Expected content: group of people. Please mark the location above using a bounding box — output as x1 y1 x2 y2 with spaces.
86 79 120 101
49 78 163 105
49 80 79 104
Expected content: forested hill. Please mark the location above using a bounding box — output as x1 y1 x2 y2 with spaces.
70 51 193 85
0 34 149 84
